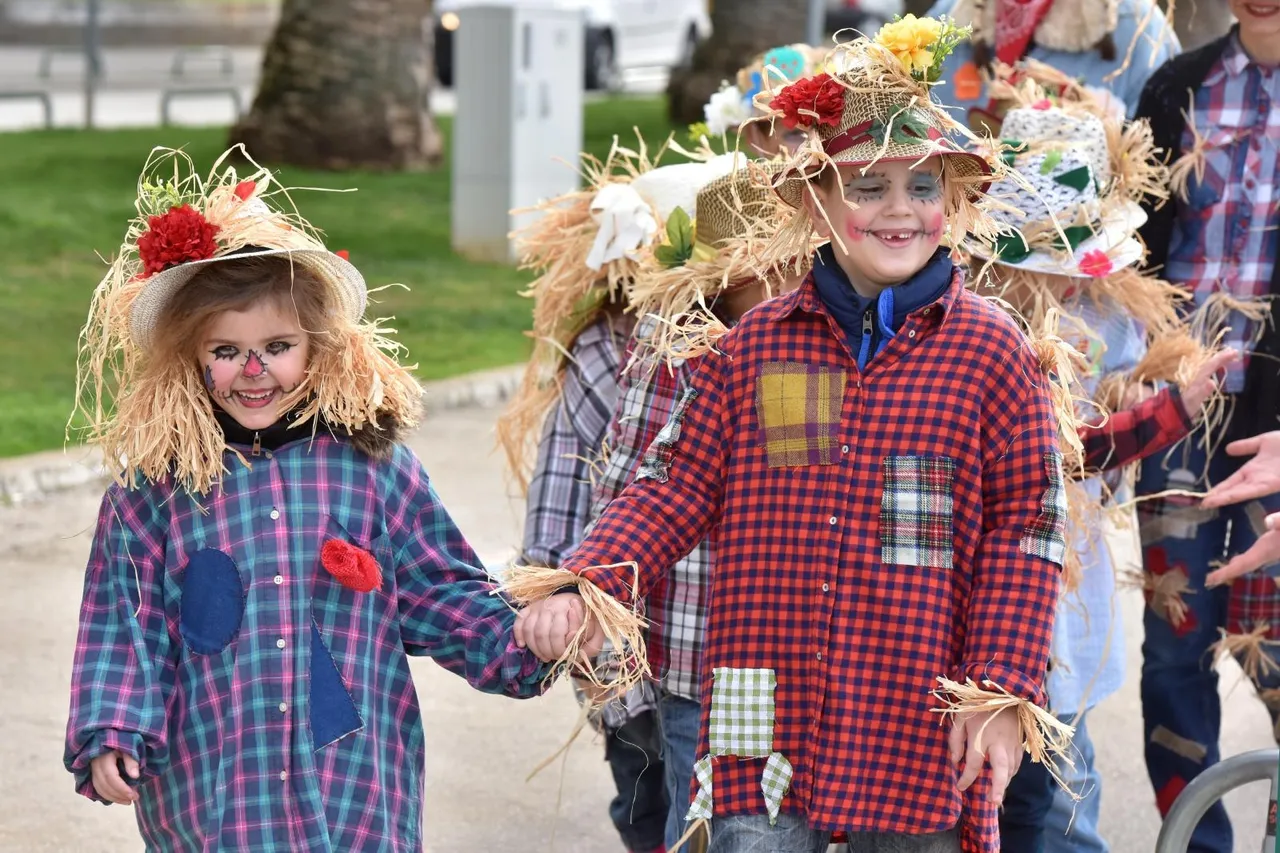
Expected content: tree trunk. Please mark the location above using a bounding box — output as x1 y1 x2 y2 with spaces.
902 0 934 17
665 0 809 125
229 0 442 171
1162 0 1233 50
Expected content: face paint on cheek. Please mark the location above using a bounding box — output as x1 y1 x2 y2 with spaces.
842 209 877 243
927 212 944 237
203 364 215 393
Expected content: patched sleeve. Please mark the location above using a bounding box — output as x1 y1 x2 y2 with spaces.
64 488 176 803
561 346 733 603
385 448 550 697
964 342 1063 706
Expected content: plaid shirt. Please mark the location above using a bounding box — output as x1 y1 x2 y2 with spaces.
589 317 706 702
66 437 546 852
561 268 1062 849
1166 35 1280 392
1080 387 1191 474
521 316 625 567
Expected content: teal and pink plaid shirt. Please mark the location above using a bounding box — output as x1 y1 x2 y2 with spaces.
65 433 547 851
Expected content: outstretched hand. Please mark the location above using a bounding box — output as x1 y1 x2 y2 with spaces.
1178 349 1239 418
1207 513 1280 586
514 593 604 663
1202 431 1280 509
948 707 1023 805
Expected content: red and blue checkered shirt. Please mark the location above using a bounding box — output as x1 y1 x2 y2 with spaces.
590 317 706 702
561 268 1063 850
1166 35 1280 392
65 435 547 851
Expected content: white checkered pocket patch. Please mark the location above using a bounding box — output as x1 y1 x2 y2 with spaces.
880 456 955 569
709 667 776 758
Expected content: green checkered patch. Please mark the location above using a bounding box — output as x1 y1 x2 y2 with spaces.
1020 452 1067 565
761 751 794 826
880 456 956 569
685 755 714 821
709 667 776 758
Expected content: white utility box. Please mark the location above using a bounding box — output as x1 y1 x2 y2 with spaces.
451 5 585 263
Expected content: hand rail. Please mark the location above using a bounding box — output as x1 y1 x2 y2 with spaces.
1155 748 1278 853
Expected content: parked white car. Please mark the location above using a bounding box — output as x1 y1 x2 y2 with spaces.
434 0 711 90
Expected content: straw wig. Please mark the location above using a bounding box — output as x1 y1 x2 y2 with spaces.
71 145 424 496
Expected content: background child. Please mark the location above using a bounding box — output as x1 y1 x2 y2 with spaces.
510 21 1069 853
698 43 827 157
63 147 549 851
1132 4 1280 849
500 144 738 853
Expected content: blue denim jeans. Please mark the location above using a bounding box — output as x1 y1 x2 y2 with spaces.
708 813 960 853
659 691 702 848
1000 714 1107 853
605 710 669 853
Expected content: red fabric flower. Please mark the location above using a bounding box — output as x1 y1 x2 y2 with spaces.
1031 98 1053 111
233 180 257 200
320 539 382 593
136 205 220 277
1077 249 1113 279
335 249 350 261
769 73 845 130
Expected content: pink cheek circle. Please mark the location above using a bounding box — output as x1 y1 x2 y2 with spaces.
206 361 239 392
929 212 944 234
842 210 876 243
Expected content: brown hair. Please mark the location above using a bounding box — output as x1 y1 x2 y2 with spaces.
154 254 333 364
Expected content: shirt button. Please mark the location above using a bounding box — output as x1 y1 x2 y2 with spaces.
276 638 286 649
908 330 917 338
279 702 288 713
816 652 823 661
828 516 838 525
264 450 274 459
822 583 830 592
269 508 280 520
274 575 284 585
280 771 288 781
841 445 849 454
923 308 932 315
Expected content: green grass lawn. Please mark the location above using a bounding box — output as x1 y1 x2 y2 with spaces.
0 96 680 457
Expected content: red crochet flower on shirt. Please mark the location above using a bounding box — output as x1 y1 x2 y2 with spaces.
136 204 220 277
321 539 382 593
769 73 845 130
1078 249 1114 279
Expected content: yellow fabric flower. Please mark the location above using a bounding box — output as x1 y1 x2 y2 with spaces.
875 14 944 77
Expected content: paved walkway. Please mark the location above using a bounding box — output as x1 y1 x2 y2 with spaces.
0 402 1275 851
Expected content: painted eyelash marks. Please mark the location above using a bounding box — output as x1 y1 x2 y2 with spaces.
908 175 942 203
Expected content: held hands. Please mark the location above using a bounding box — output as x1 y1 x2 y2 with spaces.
1179 349 1240 418
90 750 139 805
949 707 1023 806
513 593 605 663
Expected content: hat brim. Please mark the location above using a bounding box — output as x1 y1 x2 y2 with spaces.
773 144 993 209
968 201 1148 278
128 248 367 351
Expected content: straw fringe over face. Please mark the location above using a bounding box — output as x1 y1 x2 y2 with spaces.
70 146 423 496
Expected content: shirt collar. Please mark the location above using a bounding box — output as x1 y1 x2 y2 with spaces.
770 246 963 323
1220 30 1254 81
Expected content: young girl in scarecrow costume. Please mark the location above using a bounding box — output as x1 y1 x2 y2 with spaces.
589 160 815 851
959 73 1232 853
498 139 741 853
508 18 1075 853
63 146 551 851
698 44 829 158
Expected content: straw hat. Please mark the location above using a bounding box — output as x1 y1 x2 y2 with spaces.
766 18 998 209
123 157 365 352
967 106 1147 278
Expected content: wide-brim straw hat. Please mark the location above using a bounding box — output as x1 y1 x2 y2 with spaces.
130 246 365 351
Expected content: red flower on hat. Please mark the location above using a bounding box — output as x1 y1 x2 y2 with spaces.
136 205 220 277
335 249 350 261
1078 249 1113 279
233 180 256 201
1031 98 1053 111
320 539 382 593
769 73 845 130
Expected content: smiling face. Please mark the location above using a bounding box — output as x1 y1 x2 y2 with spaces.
199 296 311 430
804 157 946 296
1230 0 1280 61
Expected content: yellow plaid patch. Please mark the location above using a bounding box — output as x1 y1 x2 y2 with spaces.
755 362 846 467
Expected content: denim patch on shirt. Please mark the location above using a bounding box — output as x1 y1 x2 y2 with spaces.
179 548 245 655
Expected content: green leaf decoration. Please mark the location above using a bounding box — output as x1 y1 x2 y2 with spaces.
1053 165 1092 193
1001 138 1027 167
666 206 693 249
1054 225 1094 251
1039 149 1063 175
993 230 1031 264
890 113 932 145
654 244 682 268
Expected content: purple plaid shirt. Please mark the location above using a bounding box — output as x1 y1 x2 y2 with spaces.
589 316 708 702
65 435 546 851
521 316 625 567
1166 35 1280 392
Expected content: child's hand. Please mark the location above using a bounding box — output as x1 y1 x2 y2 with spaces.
1179 349 1240 417
514 594 603 662
948 706 1022 805
90 750 139 805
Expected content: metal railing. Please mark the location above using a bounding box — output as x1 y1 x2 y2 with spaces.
1155 748 1279 853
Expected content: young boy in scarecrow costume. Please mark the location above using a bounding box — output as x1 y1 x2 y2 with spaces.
960 75 1232 852
498 142 741 853
589 160 814 850
925 0 1177 125
64 147 551 850
699 44 829 158
1131 6 1280 849
508 19 1073 853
